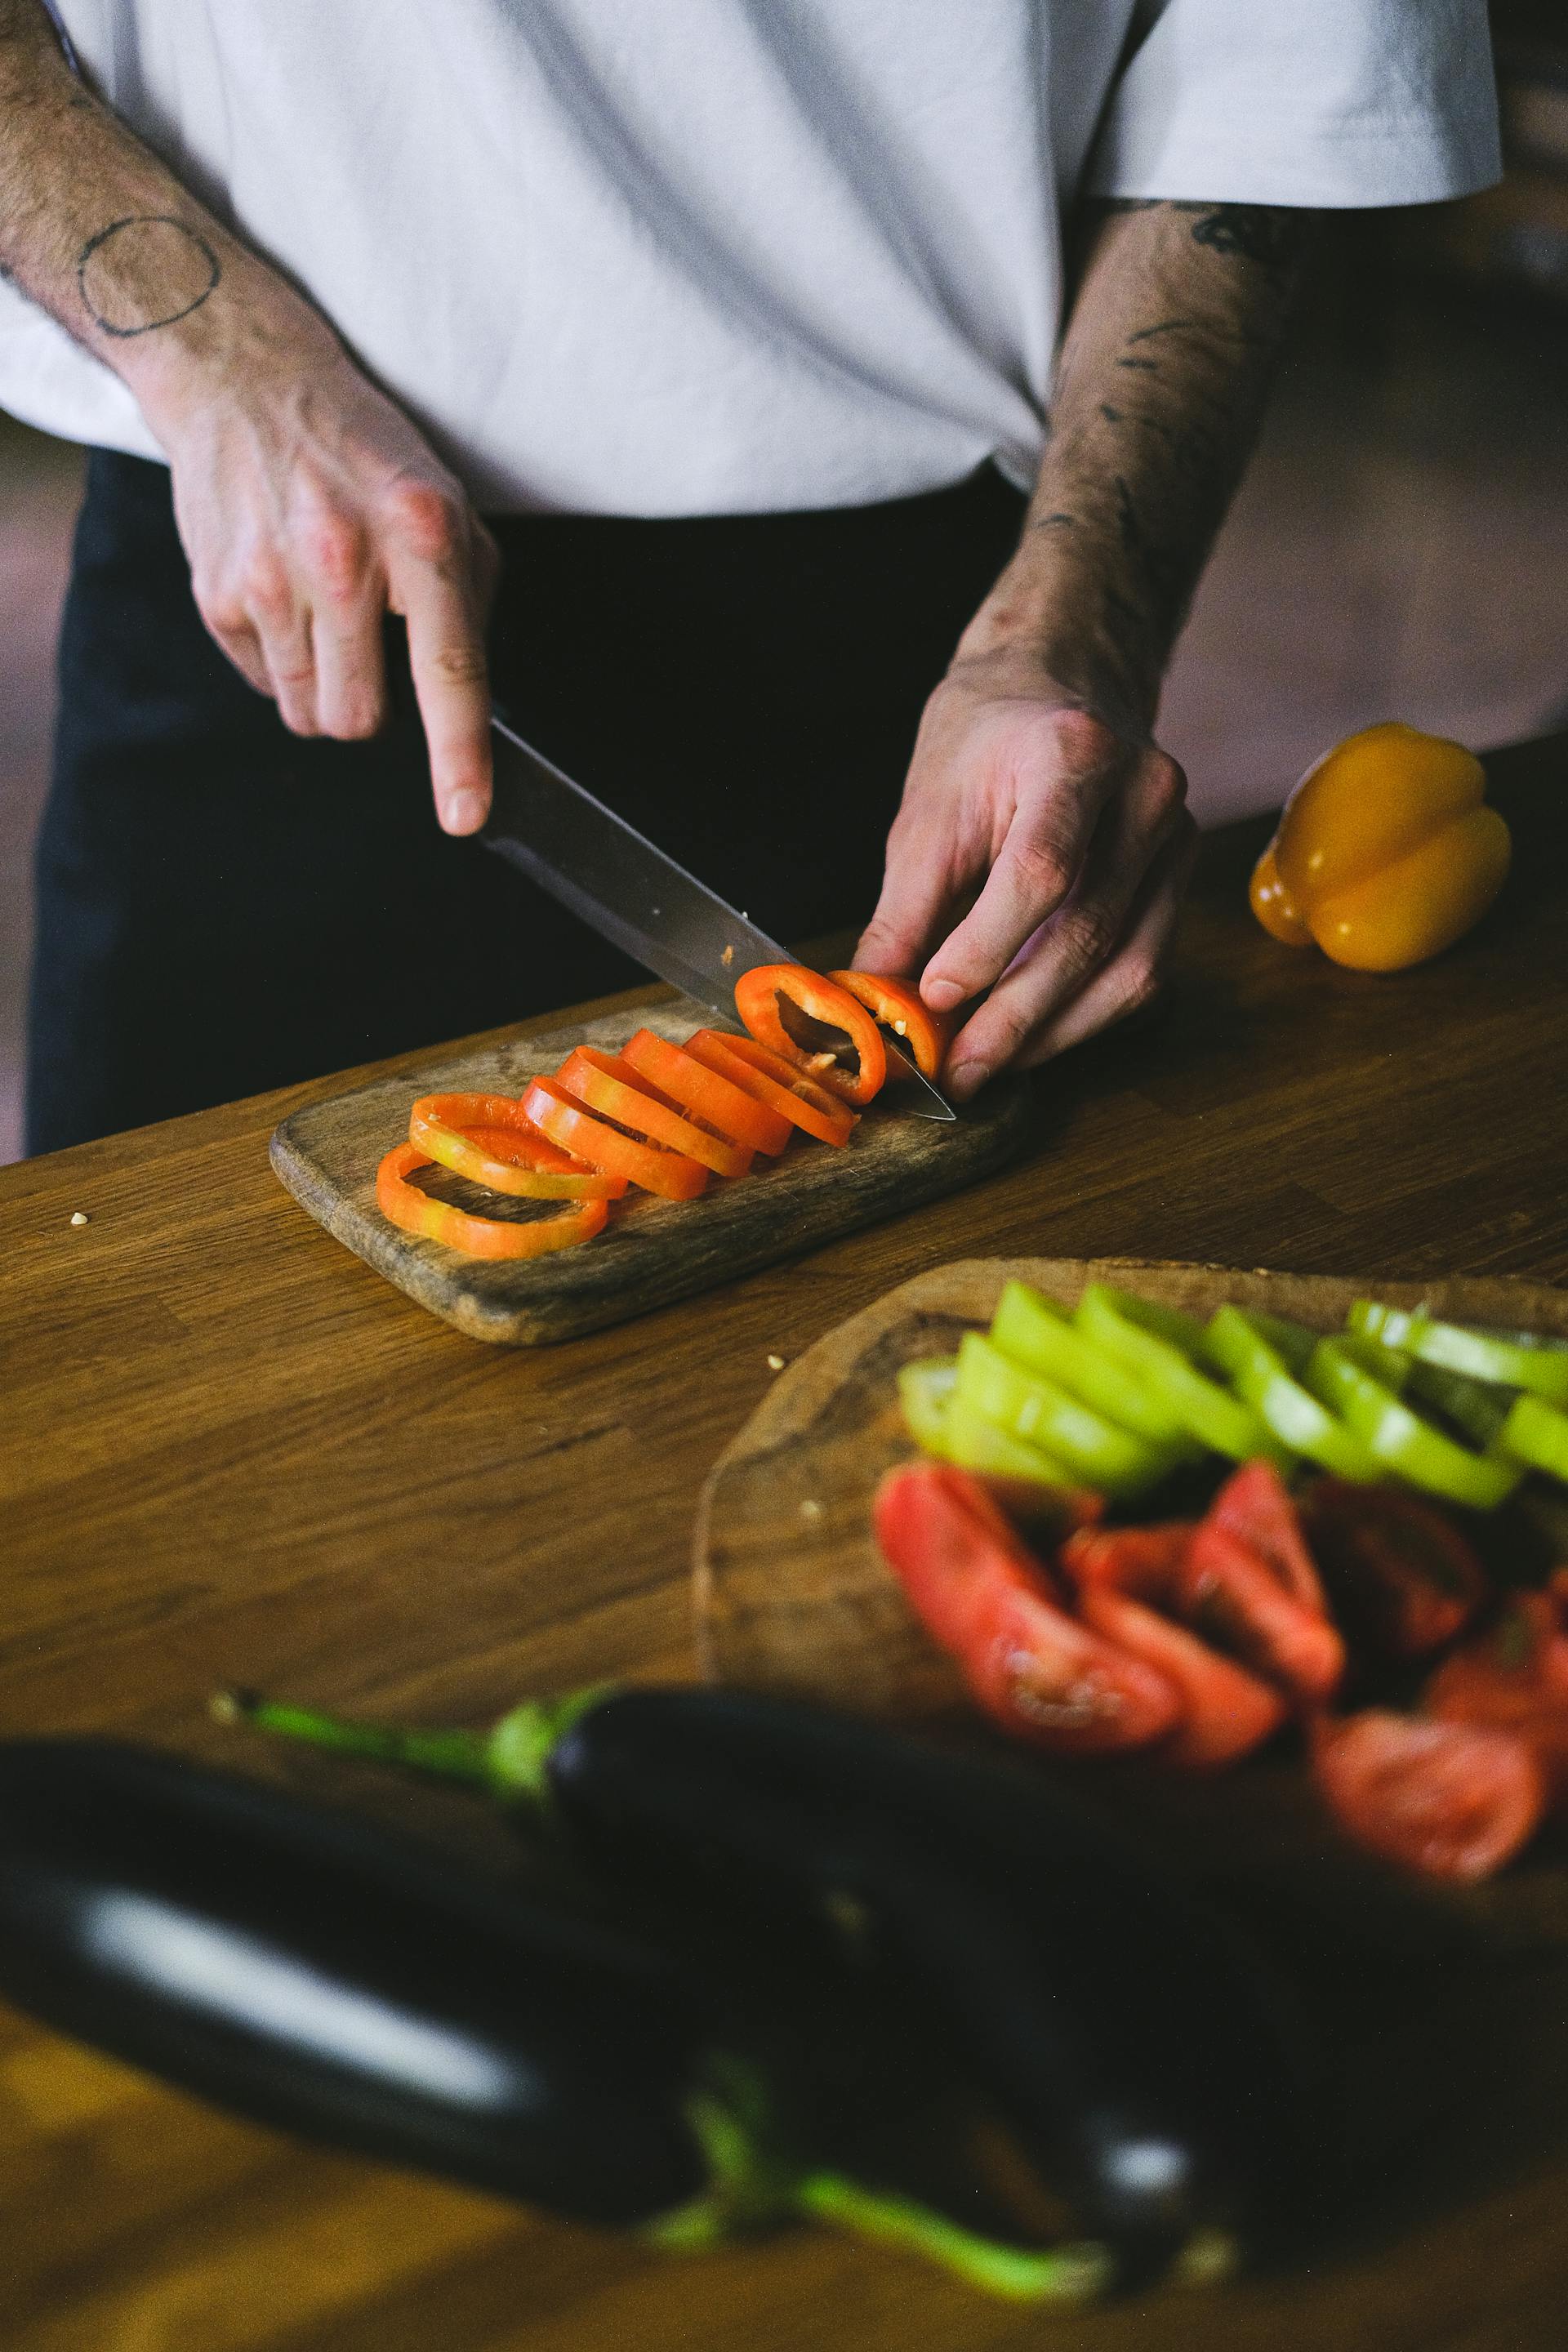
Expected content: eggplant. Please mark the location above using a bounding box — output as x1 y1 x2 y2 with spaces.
0 1736 1114 2305
232 1685 1330 2285
0 1739 707 2225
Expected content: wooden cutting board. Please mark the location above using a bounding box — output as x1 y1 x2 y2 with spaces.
695 1255 1568 1717
270 1000 1033 1345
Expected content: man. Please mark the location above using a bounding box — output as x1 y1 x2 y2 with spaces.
0 4 1497 1154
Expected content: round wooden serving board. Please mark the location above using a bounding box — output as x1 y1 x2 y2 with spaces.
695 1254 1568 1718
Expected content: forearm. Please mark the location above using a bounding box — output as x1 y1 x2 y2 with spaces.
961 199 1307 730
0 0 334 437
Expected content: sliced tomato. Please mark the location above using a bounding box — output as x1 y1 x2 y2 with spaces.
684 1030 857 1147
1180 1521 1346 1706
376 1142 610 1259
1300 1479 1486 1659
1426 1592 1568 1803
734 963 888 1106
826 970 954 1081
1077 1584 1285 1769
554 1046 753 1180
1310 1709 1543 1882
1058 1522 1194 1603
872 1462 1181 1754
1207 1460 1326 1614
520 1076 709 1200
621 1028 791 1156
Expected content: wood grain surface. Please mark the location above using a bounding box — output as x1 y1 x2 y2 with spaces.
696 1255 1568 1717
270 1001 1031 1344
1 731 1566 2352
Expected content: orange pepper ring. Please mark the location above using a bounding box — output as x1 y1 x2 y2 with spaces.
620 1028 792 1156
521 1076 710 1200
376 1142 610 1258
826 969 953 1080
733 964 887 1105
554 1047 753 1180
684 1031 856 1147
408 1111 629 1200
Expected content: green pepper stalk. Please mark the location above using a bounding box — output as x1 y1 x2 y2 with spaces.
213 1687 1119 2303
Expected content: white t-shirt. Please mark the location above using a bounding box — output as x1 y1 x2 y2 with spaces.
1 1 1498 514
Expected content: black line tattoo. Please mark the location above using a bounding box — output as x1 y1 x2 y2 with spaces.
1115 355 1160 372
76 214 221 337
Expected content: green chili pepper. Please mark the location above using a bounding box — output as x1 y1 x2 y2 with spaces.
1305 1339 1521 1509
1347 1303 1568 1404
943 1392 1083 1490
1203 1307 1381 1480
1075 1286 1291 1470
955 1333 1173 1496
1499 1393 1568 1486
896 1357 958 1456
988 1282 1191 1449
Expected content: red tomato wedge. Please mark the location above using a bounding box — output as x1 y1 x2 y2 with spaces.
1059 1523 1194 1603
1300 1480 1486 1659
684 1030 857 1147
733 963 887 1106
1311 1709 1544 1882
376 1142 609 1258
1426 1591 1568 1804
826 969 954 1081
620 1029 791 1156
1077 1584 1285 1770
1180 1521 1346 1706
873 1461 1182 1754
520 1076 709 1200
554 1047 753 1180
408 1099 627 1200
1208 1461 1326 1615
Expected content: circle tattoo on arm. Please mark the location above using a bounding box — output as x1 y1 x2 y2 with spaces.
76 214 222 338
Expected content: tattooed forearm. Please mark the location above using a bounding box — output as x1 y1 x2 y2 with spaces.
958 196 1307 728
76 214 221 336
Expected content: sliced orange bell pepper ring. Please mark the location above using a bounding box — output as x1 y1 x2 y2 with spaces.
408 1095 627 1200
1250 723 1511 971
620 1028 792 1156
825 969 953 1081
684 1030 857 1147
733 963 887 1105
554 1046 753 1180
376 1142 609 1258
520 1075 710 1200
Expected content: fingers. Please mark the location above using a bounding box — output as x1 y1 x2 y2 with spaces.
855 815 966 980
1018 816 1199 1063
919 710 1128 1014
942 756 1190 1099
385 482 493 835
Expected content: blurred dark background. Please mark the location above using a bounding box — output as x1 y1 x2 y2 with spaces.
5 2 1568 1164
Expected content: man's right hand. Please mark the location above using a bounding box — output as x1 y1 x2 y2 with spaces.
149 328 501 834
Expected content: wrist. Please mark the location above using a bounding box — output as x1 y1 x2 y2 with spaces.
954 546 1165 739
115 248 342 443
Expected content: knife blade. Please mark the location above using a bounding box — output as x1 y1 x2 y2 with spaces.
481 715 956 1119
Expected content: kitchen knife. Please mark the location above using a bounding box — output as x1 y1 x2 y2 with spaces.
481 715 956 1119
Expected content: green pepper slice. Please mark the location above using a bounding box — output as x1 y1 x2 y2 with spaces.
942 1391 1083 1490
896 1357 958 1457
1203 1307 1382 1480
1306 1339 1521 1508
955 1332 1170 1495
1075 1286 1292 1469
1348 1301 1568 1404
1499 1393 1568 1485
988 1281 1191 1448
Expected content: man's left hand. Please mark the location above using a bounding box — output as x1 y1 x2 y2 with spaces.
855 645 1197 1102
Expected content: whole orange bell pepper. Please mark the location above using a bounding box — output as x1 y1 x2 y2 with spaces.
1250 723 1510 971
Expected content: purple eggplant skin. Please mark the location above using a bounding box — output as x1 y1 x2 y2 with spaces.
542 1689 1330 2282
0 1740 708 2227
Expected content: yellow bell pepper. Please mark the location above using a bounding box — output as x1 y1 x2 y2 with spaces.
1249 723 1510 972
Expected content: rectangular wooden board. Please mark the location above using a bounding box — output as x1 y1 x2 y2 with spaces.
270 1001 1034 1345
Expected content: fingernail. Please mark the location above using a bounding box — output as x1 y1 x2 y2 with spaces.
924 978 964 1012
949 1059 990 1101
443 788 487 835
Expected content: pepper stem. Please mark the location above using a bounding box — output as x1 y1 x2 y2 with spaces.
209 1683 616 1809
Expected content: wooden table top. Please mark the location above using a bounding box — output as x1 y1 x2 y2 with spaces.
2 733 1566 2352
